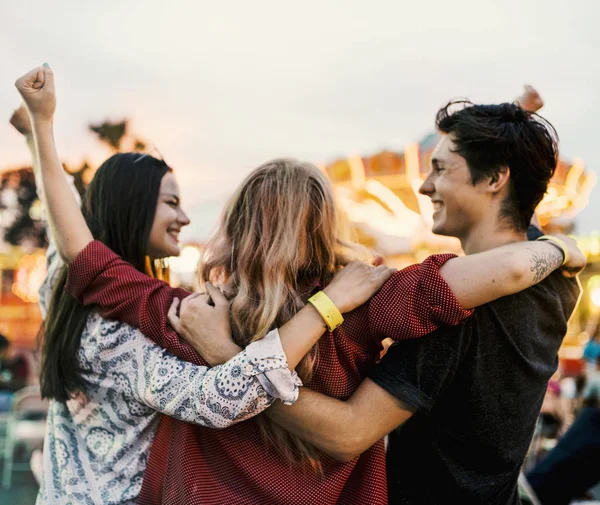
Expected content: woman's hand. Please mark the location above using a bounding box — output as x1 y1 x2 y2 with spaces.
9 104 33 137
15 64 56 122
323 262 397 313
168 283 242 366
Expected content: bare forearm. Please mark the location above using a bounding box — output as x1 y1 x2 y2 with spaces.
25 133 51 227
268 388 358 460
278 304 328 370
440 241 563 309
25 135 40 179
31 119 92 262
269 380 414 461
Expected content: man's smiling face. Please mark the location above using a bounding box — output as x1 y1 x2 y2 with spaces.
419 135 491 240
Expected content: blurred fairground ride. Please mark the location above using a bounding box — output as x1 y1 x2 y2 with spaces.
0 132 598 371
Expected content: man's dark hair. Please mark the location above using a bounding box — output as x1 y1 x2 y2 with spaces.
436 100 558 231
0 333 9 351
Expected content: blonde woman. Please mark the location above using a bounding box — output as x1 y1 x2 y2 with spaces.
20 65 584 505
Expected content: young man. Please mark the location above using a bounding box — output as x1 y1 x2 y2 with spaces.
267 101 582 504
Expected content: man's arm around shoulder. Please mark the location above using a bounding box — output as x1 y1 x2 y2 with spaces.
267 328 464 461
267 378 415 462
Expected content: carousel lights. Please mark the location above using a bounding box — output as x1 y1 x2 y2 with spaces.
335 185 417 239
591 238 600 257
12 252 47 303
591 288 600 309
169 245 202 275
573 234 600 259
588 276 600 310
28 199 43 220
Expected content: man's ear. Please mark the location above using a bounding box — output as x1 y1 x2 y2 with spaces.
487 166 510 195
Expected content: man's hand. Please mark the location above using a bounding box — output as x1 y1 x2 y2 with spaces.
168 283 242 366
15 64 56 122
555 234 586 277
10 105 33 137
323 262 397 313
516 85 544 113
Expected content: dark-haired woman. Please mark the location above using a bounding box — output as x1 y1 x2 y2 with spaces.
11 85 391 504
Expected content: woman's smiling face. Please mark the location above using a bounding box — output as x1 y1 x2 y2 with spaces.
147 172 190 258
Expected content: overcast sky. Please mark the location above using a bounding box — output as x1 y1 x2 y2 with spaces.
2 0 598 241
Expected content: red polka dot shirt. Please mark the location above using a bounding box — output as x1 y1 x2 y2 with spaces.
66 241 472 505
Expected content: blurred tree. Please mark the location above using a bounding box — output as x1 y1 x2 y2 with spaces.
66 119 146 198
1 168 47 248
89 120 128 150
1 117 149 249
68 161 91 197
134 139 147 152
88 119 146 154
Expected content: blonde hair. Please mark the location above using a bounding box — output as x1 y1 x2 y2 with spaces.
202 158 365 471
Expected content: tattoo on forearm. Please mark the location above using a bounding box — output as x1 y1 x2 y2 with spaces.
530 248 563 282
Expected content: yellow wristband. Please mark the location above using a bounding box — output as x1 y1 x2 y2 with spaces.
308 291 344 332
537 235 569 267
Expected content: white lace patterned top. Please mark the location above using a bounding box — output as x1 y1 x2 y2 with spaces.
36 237 301 503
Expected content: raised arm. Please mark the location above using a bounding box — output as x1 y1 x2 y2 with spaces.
10 105 38 182
10 104 81 318
10 104 56 318
14 66 207 366
10 104 81 220
15 65 93 264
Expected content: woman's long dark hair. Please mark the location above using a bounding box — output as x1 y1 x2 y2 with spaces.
40 153 171 401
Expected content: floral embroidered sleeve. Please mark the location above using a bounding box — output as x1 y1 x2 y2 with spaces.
95 323 302 427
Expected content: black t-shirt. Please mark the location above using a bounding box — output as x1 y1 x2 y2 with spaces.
370 268 580 505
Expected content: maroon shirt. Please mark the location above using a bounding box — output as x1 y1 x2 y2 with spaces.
66 241 472 505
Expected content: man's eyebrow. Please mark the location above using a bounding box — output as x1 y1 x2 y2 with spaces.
432 157 452 168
